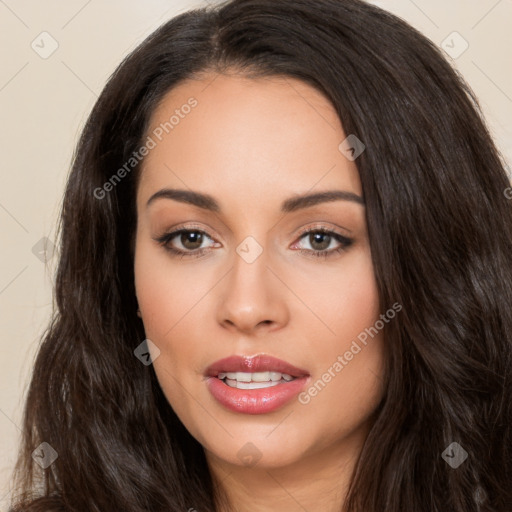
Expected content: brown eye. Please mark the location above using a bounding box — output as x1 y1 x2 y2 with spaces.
308 232 332 251
179 231 204 250
154 228 218 259
292 228 354 259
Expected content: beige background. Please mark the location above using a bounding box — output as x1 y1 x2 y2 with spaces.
1 0 511 507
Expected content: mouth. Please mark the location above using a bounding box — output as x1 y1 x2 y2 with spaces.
205 354 310 414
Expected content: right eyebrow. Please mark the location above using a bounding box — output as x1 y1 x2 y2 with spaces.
146 188 220 211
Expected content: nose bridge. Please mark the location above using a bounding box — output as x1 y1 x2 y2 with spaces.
227 235 272 307
216 234 288 332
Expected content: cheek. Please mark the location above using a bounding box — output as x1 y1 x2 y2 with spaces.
134 238 212 339
293 248 385 420
332 251 381 338
134 244 198 420
292 245 380 346
133 237 218 401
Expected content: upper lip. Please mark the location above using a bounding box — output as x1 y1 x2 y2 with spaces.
206 354 309 378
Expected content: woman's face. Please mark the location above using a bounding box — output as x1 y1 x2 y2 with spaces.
134 72 385 471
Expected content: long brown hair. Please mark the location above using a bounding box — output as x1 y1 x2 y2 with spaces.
9 0 512 510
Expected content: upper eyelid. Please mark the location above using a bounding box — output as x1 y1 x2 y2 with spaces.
167 219 351 235
163 223 347 235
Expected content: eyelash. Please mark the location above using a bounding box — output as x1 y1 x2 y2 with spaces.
154 225 353 260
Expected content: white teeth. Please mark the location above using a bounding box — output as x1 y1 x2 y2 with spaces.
217 371 296 386
251 371 270 382
218 371 295 382
229 379 281 389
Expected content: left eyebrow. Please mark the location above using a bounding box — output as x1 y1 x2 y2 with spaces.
281 190 364 212
146 188 364 212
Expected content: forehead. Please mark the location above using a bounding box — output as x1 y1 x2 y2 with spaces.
137 72 362 210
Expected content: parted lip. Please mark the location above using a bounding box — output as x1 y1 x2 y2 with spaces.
206 354 310 378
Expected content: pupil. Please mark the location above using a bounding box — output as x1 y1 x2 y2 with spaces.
311 233 330 251
182 232 202 249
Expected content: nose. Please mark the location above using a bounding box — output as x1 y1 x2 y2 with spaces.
216 246 289 335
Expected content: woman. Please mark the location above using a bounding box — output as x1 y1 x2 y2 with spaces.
9 0 512 510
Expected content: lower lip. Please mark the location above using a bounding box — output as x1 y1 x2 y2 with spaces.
206 376 309 414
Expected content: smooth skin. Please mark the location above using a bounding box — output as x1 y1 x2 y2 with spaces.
134 72 385 512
